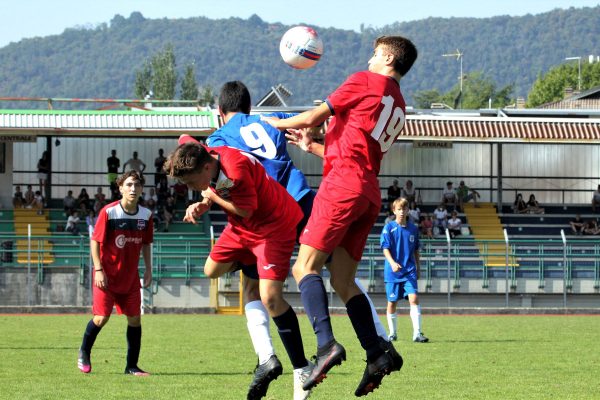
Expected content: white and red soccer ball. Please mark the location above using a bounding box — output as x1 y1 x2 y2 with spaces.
279 26 323 69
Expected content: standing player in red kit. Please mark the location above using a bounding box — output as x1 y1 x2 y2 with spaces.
77 170 153 376
164 141 311 399
265 35 418 396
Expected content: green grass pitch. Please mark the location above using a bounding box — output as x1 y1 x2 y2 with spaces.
0 313 598 399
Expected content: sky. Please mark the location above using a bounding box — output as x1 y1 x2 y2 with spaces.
0 0 598 48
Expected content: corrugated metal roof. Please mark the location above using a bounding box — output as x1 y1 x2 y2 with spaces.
0 110 216 137
403 115 600 142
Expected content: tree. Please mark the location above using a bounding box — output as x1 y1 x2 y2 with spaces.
180 64 199 101
526 61 600 107
200 85 215 107
412 72 514 109
151 45 177 101
134 61 152 100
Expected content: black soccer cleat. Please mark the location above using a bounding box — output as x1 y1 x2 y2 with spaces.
77 349 92 374
302 340 347 391
354 350 396 397
413 333 429 343
124 366 150 376
380 339 403 372
247 355 283 400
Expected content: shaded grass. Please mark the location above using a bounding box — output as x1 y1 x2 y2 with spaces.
0 314 599 399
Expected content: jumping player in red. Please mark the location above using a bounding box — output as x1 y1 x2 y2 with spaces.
77 170 153 376
265 35 418 396
164 140 311 399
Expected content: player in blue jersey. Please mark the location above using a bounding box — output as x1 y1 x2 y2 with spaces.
380 198 428 343
198 80 388 400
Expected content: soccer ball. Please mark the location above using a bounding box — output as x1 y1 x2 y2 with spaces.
279 26 323 69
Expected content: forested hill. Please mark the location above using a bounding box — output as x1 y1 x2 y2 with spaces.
0 6 598 107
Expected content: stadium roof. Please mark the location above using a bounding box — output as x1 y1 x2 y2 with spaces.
0 107 599 143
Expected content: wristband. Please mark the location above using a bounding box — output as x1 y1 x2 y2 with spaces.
95 268 103 272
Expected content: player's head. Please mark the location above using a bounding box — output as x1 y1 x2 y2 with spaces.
392 197 409 220
218 81 251 115
116 170 145 189
164 143 215 191
371 36 417 77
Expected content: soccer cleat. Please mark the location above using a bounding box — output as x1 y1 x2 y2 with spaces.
380 339 403 372
413 333 429 343
387 333 397 342
293 361 314 400
247 355 283 400
354 350 396 397
124 366 150 376
77 349 91 374
302 340 346 391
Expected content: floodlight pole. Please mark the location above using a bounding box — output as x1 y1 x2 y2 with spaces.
445 228 452 308
503 229 509 308
442 49 464 108
565 56 582 91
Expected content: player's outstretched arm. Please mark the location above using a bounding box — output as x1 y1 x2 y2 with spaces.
263 102 331 130
285 128 325 158
183 198 211 224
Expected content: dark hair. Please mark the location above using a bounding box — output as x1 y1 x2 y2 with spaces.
116 170 145 186
218 81 251 115
164 143 213 179
374 36 418 77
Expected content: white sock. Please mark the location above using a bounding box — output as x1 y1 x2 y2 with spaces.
245 300 274 364
355 278 387 339
386 313 397 337
410 304 422 338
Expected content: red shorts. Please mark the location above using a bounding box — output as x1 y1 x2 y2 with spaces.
300 180 380 261
92 285 141 316
210 225 296 281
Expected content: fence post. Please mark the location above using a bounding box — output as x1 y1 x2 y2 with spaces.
561 230 567 308
445 228 451 308
504 229 509 308
27 224 32 306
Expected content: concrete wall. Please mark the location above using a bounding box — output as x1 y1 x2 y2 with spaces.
2 268 598 311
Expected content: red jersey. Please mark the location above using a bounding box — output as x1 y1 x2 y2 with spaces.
208 146 302 240
324 71 406 205
92 201 153 293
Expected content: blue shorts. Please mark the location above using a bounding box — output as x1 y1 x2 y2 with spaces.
385 278 418 303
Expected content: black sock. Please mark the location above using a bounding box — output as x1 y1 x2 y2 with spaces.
272 306 308 370
298 274 334 349
126 325 142 368
346 294 383 362
80 319 102 354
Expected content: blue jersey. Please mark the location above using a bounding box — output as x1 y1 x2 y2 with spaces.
380 220 420 283
207 112 311 202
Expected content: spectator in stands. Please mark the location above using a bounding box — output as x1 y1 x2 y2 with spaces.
172 181 189 205
143 187 158 209
66 210 81 235
433 204 448 234
107 149 120 186
24 184 35 208
526 194 544 214
63 190 77 214
592 185 600 213
570 214 585 235
447 211 462 238
86 210 97 230
387 179 401 211
77 188 90 213
123 151 146 177
583 219 600 235
455 180 480 212
12 186 24 209
441 181 457 209
93 187 107 214
420 214 434 239
401 179 416 204
33 190 44 215
408 200 421 225
161 194 175 232
156 176 170 206
513 193 528 214
37 151 50 201
154 149 167 186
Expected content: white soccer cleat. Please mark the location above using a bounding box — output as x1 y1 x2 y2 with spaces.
293 361 314 400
